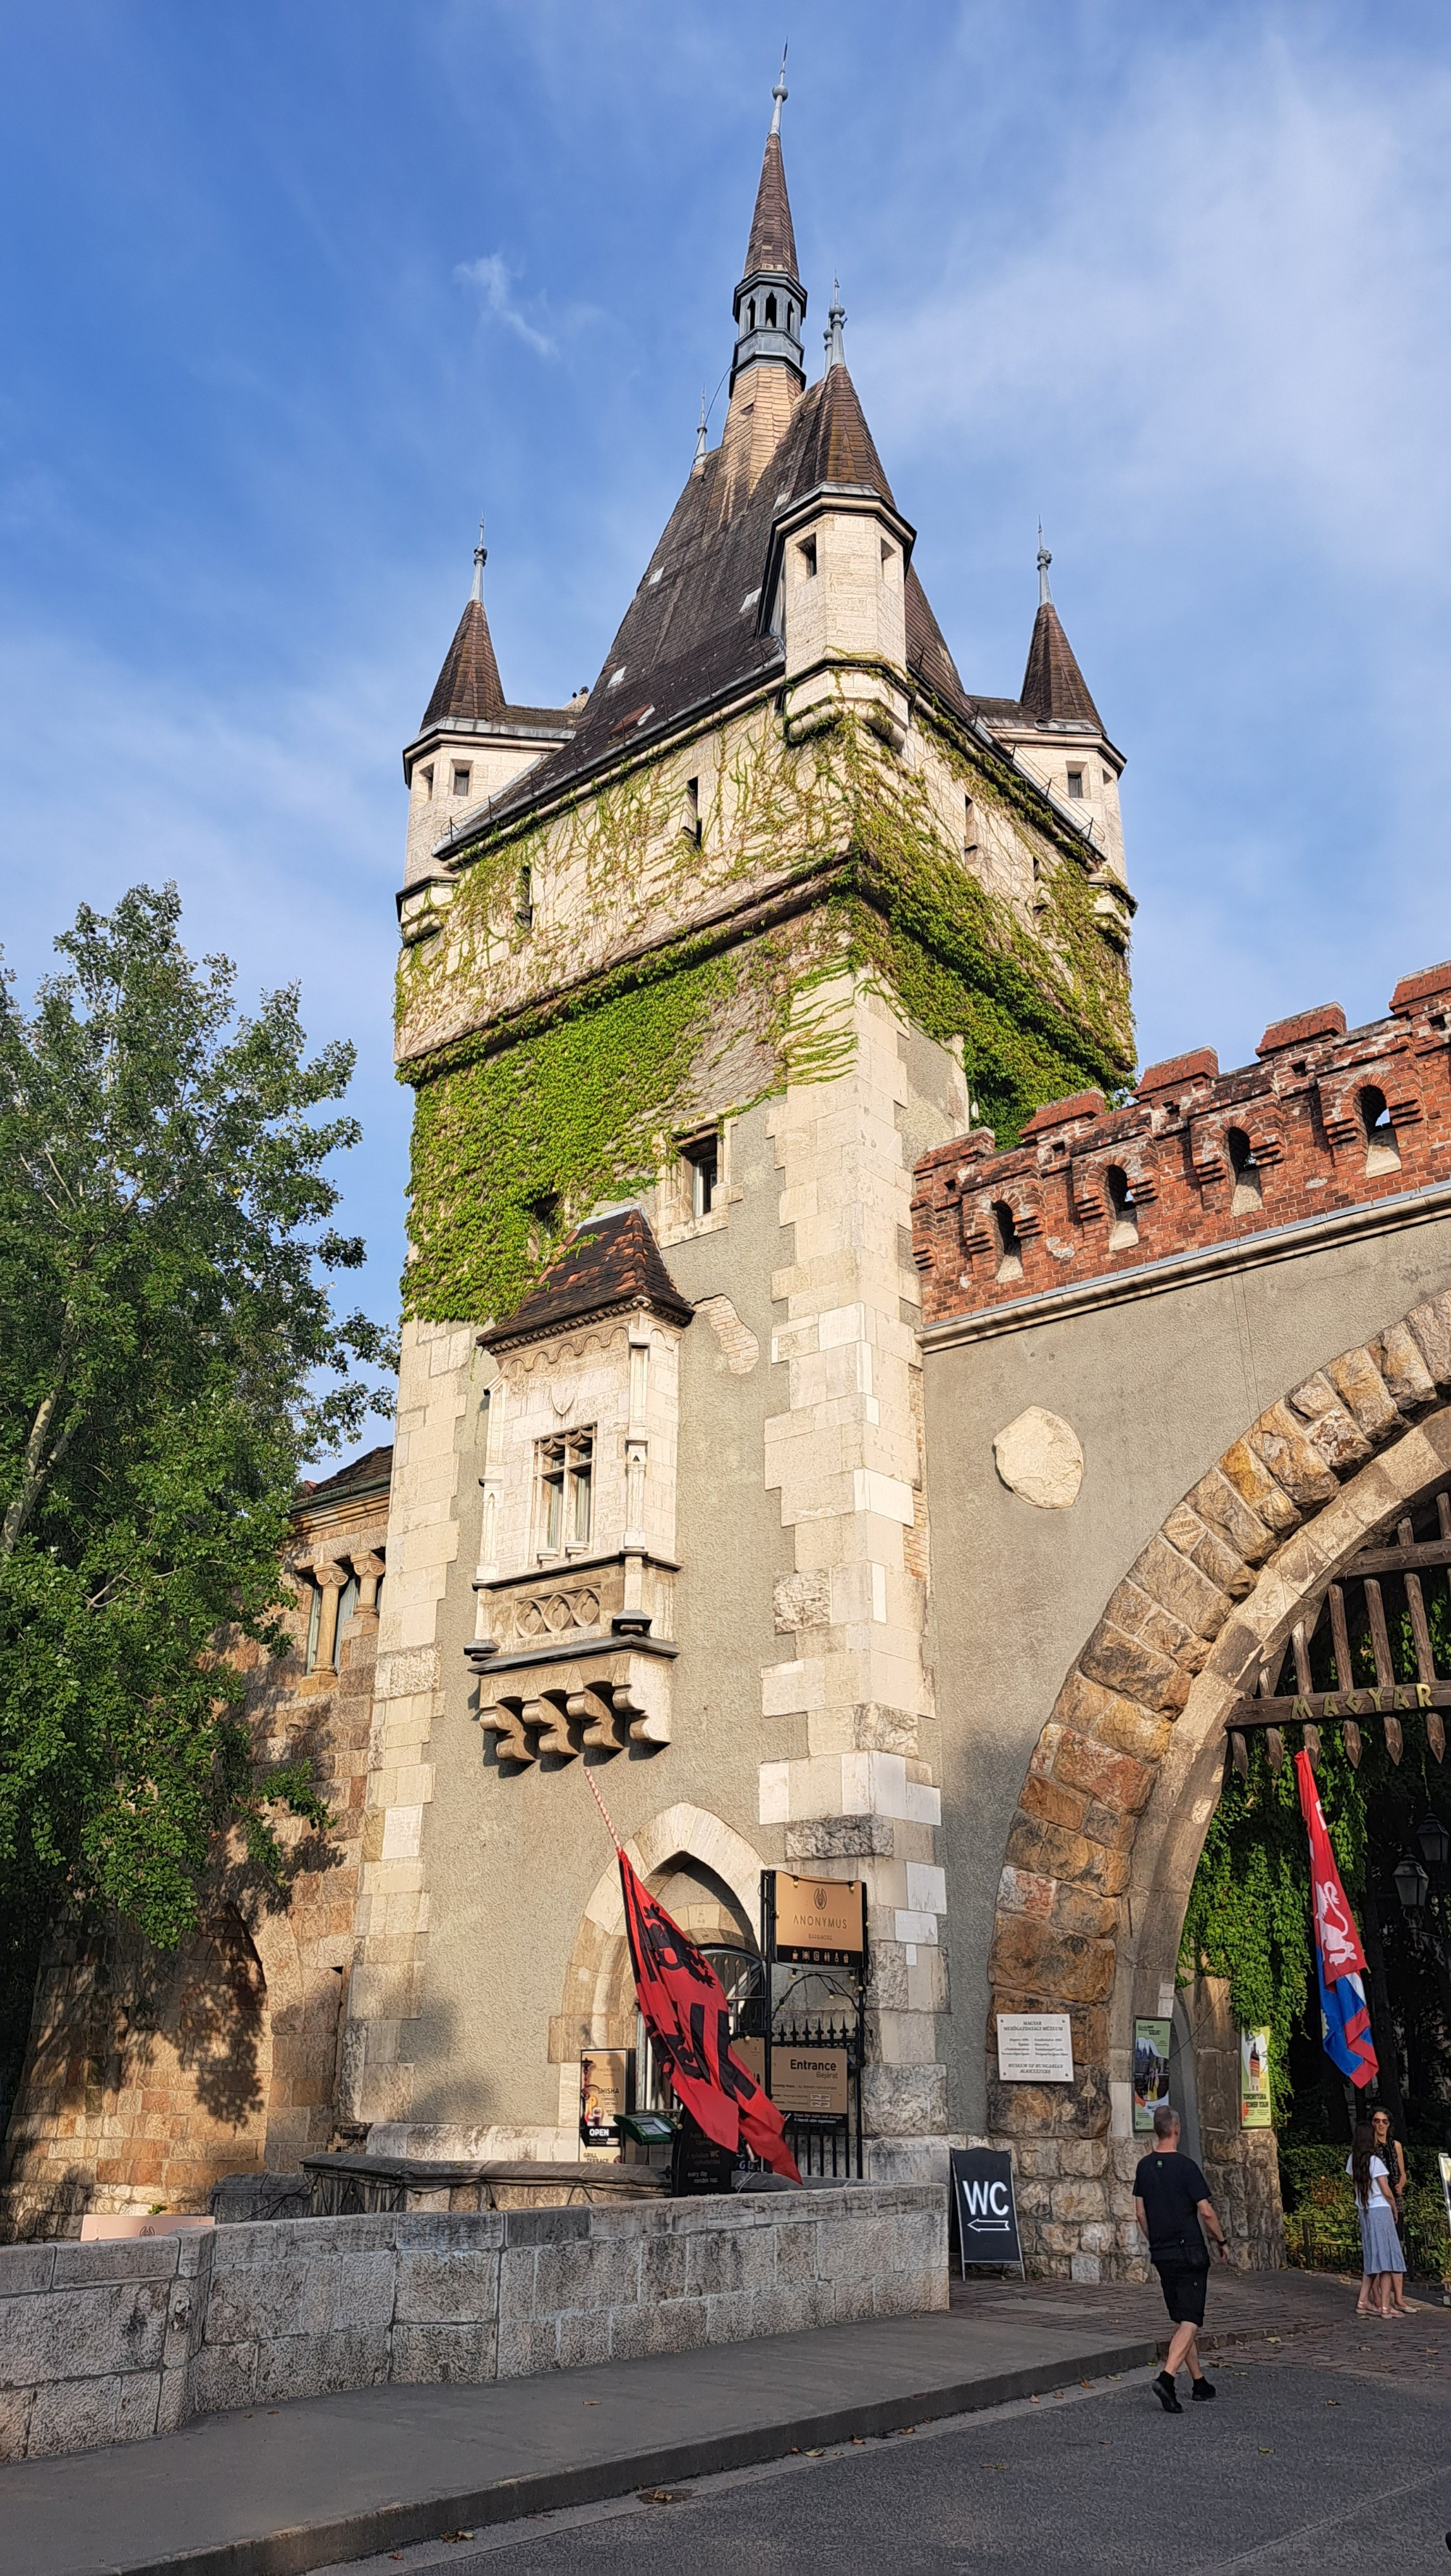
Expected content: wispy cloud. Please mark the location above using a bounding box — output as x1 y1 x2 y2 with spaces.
454 252 556 357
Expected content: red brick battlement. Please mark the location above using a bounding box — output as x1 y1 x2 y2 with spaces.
911 962 1451 1326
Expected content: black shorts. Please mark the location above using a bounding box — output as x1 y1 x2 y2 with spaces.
1154 2260 1208 2326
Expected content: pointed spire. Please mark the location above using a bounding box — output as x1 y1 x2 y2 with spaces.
694 390 709 466
731 61 806 390
420 529 506 731
823 278 846 371
1019 547 1103 732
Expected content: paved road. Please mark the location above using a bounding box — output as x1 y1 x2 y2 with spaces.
328 2313 1451 2576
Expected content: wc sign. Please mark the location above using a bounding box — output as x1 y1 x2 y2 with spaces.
949 2147 1024 2277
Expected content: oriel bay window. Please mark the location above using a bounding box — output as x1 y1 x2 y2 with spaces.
538 1429 594 1555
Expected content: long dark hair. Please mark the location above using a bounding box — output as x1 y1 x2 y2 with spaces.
1350 2122 1378 2207
1370 2103 1398 2147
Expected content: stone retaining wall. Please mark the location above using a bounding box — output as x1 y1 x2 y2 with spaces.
0 2183 945 2461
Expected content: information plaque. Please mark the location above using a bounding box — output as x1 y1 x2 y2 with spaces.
995 2012 1074 2083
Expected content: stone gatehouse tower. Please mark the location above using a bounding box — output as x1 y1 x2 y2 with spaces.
342 78 1135 2184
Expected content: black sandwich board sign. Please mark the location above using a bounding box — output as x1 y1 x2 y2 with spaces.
948 2147 1024 2278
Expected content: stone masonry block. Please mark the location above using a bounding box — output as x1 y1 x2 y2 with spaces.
1049 1728 1154 1815
1078 1622 1187 1715
638 2234 691 2305
1019 1773 1089 1833
393 2248 501 2324
1130 1533 1233 1641
530 2236 642 2316
254 2328 391 2405
1408 1292 1451 1388
188 2340 258 2417
1247 1404 1343 1508
1375 1322 1437 1415
554 2308 616 2373
0 2388 34 2464
1215 1439 1301 1536
1 2281 171 2390
686 2224 778 2300
1327 1347 1402 1443
22 2375 128 2461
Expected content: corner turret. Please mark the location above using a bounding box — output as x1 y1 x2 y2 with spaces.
985 535 1130 898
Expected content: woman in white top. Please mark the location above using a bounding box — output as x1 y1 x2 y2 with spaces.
1348 2120 1407 2318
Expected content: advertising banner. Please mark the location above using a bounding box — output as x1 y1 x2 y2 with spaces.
1133 2018 1172 2132
1240 2029 1273 2128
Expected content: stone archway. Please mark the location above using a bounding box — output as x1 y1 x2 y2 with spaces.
987 1288 1451 2278
556 1804 765 2101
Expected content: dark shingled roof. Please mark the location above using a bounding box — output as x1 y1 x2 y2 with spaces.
296 1444 395 1507
1019 598 1103 732
479 1210 694 1351
477 361 971 836
422 597 506 729
744 130 799 279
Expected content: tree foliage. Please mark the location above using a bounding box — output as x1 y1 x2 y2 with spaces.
0 885 394 1951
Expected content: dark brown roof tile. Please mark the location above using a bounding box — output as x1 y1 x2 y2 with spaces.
479 1210 694 1350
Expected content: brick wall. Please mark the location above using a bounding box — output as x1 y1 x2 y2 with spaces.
911 960 1451 1325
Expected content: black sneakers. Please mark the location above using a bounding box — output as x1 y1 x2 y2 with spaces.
1154 2371 1183 2413
1191 2377 1217 2402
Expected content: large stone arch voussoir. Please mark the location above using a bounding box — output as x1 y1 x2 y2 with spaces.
988 1291 1451 2279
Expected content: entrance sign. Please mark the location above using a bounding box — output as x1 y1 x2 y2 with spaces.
949 2147 1024 2276
1240 2030 1273 2128
579 2048 632 2147
996 2012 1074 2083
770 2046 850 2116
770 1873 865 1964
1133 2018 1172 2132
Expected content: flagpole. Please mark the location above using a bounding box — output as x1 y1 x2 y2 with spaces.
583 1761 622 1851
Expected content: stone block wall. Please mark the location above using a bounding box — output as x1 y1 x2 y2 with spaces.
911 961 1451 1326
0 2184 945 2461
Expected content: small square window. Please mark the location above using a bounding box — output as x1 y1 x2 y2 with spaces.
538 1430 593 1554
452 765 472 797
1066 767 1085 800
682 1132 719 1218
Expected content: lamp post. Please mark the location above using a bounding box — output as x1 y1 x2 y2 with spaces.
1416 1810 1451 1873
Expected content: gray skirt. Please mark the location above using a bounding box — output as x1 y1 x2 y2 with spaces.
1358 2195 1405 2274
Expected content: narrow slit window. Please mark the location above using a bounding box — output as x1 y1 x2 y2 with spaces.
420 765 434 802
1227 1126 1262 1214
799 534 817 577
516 863 534 926
1105 1164 1139 1248
1360 1085 1400 1174
992 1201 1023 1283
683 778 701 846
765 292 778 326
452 764 472 798
963 794 977 854
1066 765 1085 800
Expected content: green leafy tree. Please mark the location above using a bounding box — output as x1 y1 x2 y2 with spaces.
0 884 395 1962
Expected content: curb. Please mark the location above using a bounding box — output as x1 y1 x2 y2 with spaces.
104 2334 1161 2576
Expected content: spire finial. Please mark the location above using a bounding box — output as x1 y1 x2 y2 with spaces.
472 513 487 605
694 389 708 465
1036 522 1052 606
769 45 788 136
824 275 846 371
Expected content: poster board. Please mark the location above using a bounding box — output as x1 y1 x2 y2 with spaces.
995 2012 1074 2083
1239 2029 1273 2128
1133 2018 1172 2132
770 1873 865 1964
948 2148 1024 2277
579 2048 633 2148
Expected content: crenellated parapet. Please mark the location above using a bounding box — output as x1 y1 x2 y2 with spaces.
912 958 1451 1325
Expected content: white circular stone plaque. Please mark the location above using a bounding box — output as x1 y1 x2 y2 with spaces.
992 1404 1084 1510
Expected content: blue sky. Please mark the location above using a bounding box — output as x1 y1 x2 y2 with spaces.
4 1 1451 1456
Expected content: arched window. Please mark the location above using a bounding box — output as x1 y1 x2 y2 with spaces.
1226 1127 1262 1214
1360 1085 1401 1175
786 302 794 331
1105 1165 1139 1250
765 292 778 326
992 1201 1023 1283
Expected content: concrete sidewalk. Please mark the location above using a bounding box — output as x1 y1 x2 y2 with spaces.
2 2304 1167 2576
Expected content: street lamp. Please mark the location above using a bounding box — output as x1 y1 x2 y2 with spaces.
1416 1811 1450 1872
1394 1851 1431 1910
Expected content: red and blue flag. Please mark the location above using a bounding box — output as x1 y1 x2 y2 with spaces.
1294 1749 1378 2089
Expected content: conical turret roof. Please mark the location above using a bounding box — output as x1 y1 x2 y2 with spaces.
1019 598 1103 731
744 128 799 279
420 596 506 731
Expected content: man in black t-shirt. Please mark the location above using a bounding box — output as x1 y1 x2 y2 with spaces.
1133 2104 1230 2413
